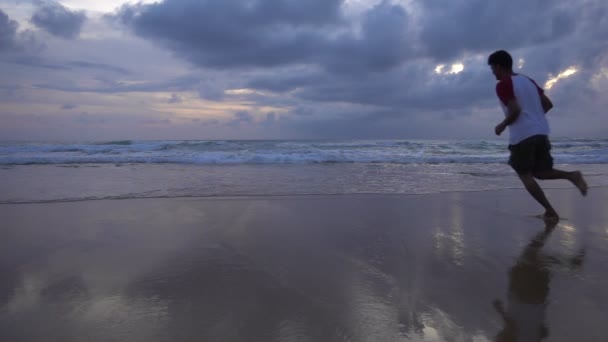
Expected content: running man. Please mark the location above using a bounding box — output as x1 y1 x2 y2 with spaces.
488 50 587 220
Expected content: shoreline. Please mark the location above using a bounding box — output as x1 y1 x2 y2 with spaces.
1 183 606 206
2 163 607 205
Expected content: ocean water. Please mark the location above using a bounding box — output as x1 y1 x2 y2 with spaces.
1 138 607 203
2 138 608 165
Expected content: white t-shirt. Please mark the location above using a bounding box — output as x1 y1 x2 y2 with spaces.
496 74 550 145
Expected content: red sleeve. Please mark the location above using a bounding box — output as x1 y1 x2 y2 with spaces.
526 77 545 96
496 76 515 106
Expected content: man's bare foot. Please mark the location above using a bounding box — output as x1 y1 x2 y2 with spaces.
572 171 588 196
539 211 559 222
544 219 558 231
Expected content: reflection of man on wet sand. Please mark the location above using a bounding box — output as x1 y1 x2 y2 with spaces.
494 221 585 341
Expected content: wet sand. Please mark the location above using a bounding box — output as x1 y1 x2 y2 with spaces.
1 188 607 341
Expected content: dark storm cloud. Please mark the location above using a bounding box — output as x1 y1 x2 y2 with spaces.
114 0 343 69
0 9 45 58
321 1 414 73
113 0 607 75
31 1 86 39
247 59 494 112
417 0 578 61
518 3 608 74
0 9 18 51
417 0 607 63
113 0 415 73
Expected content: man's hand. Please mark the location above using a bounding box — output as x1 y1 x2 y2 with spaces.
495 122 506 136
540 93 553 113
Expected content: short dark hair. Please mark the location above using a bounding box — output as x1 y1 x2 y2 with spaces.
488 50 513 70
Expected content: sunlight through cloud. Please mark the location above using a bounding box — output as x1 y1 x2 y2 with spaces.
225 88 276 97
225 88 257 95
545 67 578 90
434 63 464 75
449 63 464 74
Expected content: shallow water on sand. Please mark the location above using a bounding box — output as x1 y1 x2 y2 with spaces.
1 163 607 204
1 190 607 341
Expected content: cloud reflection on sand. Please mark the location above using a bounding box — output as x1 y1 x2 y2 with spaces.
1 190 607 341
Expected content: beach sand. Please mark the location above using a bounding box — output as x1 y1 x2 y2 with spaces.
1 188 607 341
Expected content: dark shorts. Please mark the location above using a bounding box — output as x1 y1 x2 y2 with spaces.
508 135 554 174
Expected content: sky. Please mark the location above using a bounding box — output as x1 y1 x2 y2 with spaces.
0 0 606 141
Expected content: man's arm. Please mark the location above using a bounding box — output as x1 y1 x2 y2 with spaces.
495 99 521 135
540 93 553 113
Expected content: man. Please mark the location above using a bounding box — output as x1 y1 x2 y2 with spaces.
488 50 587 220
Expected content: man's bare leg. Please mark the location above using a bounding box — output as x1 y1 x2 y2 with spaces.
518 173 559 220
533 169 588 196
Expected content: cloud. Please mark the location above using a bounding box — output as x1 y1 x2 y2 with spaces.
66 61 130 74
1 55 132 75
112 0 418 74
31 74 203 94
107 0 495 114
197 79 226 101
31 1 87 39
246 57 494 113
246 67 325 93
320 1 414 73
113 0 342 68
0 8 46 54
416 1 579 61
0 9 19 51
112 0 607 72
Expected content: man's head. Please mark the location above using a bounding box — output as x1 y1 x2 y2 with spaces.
488 50 513 80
